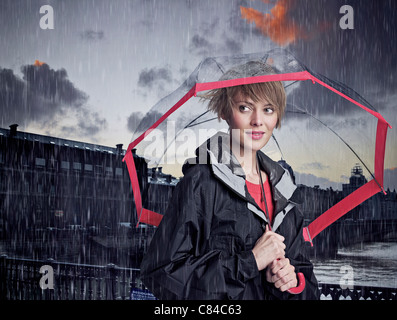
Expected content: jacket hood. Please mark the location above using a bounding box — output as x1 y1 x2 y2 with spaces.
182 131 301 231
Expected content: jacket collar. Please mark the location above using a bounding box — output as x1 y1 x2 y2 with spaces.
256 151 301 208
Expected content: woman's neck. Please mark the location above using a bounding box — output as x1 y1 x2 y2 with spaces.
232 149 266 184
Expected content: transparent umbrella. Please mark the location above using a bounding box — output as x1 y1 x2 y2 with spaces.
123 48 391 246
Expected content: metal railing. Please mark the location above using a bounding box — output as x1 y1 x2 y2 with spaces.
318 282 397 300
1 255 396 300
0 255 142 300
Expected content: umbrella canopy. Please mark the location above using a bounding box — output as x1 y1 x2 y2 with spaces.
123 48 391 243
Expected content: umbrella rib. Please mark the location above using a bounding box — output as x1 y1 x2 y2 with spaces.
184 110 211 128
284 80 299 89
271 134 284 160
186 117 218 128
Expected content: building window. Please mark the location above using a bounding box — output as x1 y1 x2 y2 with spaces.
35 158 46 167
73 162 82 171
84 164 93 175
115 167 123 176
61 161 70 170
105 167 113 176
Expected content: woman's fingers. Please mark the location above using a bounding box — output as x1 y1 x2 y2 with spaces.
275 273 298 292
267 258 298 292
270 257 289 275
252 230 286 271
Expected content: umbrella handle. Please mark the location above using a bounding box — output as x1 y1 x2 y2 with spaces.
287 272 305 294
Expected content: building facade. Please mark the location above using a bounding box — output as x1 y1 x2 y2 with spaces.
0 125 148 230
0 125 164 266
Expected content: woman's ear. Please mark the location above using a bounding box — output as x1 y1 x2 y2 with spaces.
220 112 229 125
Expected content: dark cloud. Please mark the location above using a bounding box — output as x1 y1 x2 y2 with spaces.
77 110 108 136
0 63 107 137
285 79 370 121
188 3 250 58
21 63 88 108
80 29 105 41
60 109 107 138
190 34 213 55
189 32 243 57
288 0 397 99
127 111 144 133
224 37 243 53
238 0 396 119
138 67 173 89
136 66 183 101
1 63 87 126
0 68 27 126
127 110 163 134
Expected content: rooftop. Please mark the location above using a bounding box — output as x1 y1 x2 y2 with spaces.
0 124 125 155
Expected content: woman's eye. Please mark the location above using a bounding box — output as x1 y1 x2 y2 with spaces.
265 107 274 114
239 105 250 112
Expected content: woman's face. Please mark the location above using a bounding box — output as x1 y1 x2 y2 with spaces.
223 91 278 156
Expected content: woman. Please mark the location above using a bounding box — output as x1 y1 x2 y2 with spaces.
140 61 320 300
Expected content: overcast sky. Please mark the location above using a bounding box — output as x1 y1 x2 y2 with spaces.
0 0 396 190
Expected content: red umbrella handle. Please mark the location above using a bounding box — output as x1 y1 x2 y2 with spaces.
287 272 305 294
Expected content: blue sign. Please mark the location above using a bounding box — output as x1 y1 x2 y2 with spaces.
130 288 157 300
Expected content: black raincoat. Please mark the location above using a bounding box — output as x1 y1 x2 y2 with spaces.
140 132 320 300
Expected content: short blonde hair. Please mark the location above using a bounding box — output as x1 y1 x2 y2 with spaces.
202 61 286 128
204 81 286 129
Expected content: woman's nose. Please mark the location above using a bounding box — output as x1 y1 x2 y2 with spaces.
250 110 263 126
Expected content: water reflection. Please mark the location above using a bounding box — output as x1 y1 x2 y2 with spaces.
312 242 397 288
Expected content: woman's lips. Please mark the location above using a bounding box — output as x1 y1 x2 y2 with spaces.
247 131 265 140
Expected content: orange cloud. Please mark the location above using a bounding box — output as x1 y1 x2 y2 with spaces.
240 0 305 46
34 59 45 67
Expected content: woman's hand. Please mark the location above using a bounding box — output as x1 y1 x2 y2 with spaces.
266 257 298 292
252 225 286 271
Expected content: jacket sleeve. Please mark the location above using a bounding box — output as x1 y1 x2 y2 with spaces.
266 206 320 300
139 170 259 300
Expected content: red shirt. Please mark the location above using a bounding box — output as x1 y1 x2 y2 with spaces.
246 179 274 225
